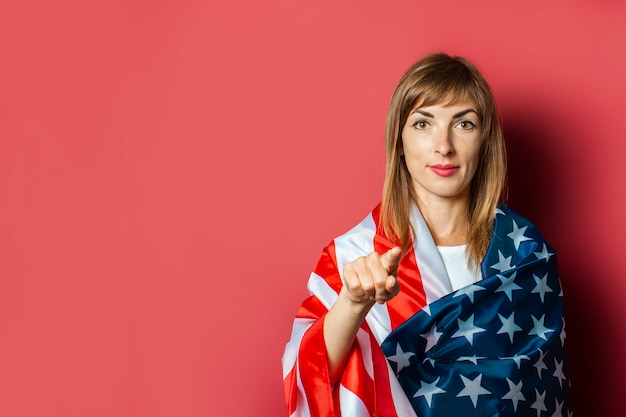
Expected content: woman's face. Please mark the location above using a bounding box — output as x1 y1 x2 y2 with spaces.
400 100 482 205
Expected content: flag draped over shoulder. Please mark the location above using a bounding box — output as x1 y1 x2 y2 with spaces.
382 206 572 416
282 204 572 417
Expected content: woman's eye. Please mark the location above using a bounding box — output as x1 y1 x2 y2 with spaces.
457 120 476 130
413 120 429 129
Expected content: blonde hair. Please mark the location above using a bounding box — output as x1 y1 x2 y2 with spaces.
381 53 507 268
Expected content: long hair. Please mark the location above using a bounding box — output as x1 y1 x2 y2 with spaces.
380 53 507 268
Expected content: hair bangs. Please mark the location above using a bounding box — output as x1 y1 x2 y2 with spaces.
408 68 484 117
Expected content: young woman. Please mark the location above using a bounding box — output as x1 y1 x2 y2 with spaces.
283 53 571 417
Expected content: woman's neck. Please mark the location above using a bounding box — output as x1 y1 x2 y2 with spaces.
416 195 470 247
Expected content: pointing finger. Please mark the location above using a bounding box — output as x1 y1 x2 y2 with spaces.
380 247 402 275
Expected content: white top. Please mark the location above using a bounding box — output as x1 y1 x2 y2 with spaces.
436 244 482 291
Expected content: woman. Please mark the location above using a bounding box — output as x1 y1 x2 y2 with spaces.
282 53 571 417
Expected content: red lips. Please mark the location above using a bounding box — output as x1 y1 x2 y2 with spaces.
429 164 459 177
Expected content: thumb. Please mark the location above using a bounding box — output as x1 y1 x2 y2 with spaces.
380 246 402 275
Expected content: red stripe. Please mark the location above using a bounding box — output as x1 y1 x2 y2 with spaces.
389 248 427 328
370 204 427 329
340 336 376 415
284 365 299 416
296 294 329 320
313 241 342 293
370 329 398 417
298 314 335 417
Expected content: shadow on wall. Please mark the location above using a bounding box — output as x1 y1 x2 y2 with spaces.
502 104 615 417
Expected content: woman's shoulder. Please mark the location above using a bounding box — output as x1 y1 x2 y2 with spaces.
486 204 556 267
331 203 382 252
319 203 399 266
495 205 545 239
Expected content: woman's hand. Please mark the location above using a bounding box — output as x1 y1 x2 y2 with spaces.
341 246 402 306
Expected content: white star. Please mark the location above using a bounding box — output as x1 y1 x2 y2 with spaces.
534 243 554 262
497 312 523 343
553 358 567 388
452 314 486 345
456 374 491 408
532 273 553 303
500 354 530 369
413 377 446 407
495 272 522 301
551 399 564 417
457 355 485 365
453 284 485 303
387 343 415 374
531 389 547 416
508 220 532 250
423 357 436 367
421 323 442 352
533 349 548 379
529 314 555 341
490 250 513 272
560 318 567 346
502 378 526 411
496 208 505 216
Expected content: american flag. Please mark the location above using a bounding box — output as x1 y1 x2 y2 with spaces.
283 205 572 417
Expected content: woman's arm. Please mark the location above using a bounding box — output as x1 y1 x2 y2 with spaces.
323 247 402 386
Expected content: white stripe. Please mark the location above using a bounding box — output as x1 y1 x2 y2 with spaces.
386 362 419 417
335 212 377 282
365 303 393 344
339 385 371 417
282 318 314 379
307 272 338 310
334 212 393 344
409 204 453 304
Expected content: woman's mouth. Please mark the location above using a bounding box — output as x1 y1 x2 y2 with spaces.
429 164 459 177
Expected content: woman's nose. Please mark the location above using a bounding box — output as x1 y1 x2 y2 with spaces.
435 129 455 155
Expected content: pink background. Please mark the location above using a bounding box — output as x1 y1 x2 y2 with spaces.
1 1 624 416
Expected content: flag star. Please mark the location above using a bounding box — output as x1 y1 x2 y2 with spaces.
452 314 486 345
457 355 485 365
560 318 567 346
421 323 443 352
500 354 530 369
495 272 522 301
551 399 564 417
502 378 526 411
529 315 554 341
507 220 532 250
387 344 415 374
423 357 436 367
497 312 523 343
490 250 513 272
456 374 491 408
453 284 485 303
533 349 548 379
534 243 554 262
531 389 548 417
553 358 567 388
413 377 446 407
532 273 554 303
496 208 505 216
